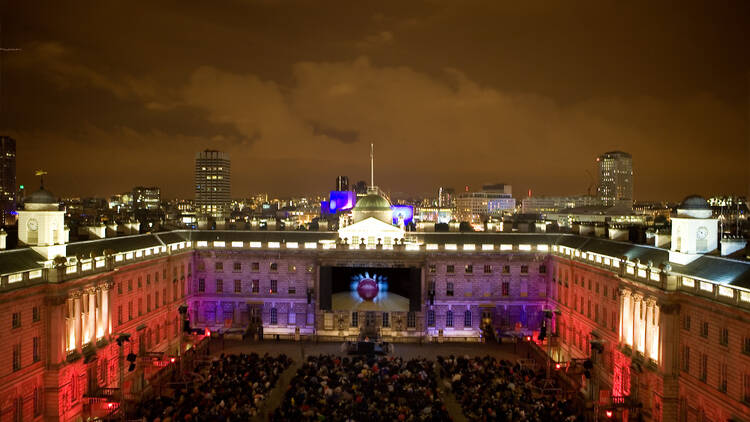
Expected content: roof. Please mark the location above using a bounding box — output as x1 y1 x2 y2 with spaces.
26 188 58 204
353 194 391 211
679 195 710 210
0 228 748 290
66 234 163 258
0 249 45 275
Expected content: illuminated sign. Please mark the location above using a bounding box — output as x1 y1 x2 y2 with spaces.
391 205 414 225
323 191 356 215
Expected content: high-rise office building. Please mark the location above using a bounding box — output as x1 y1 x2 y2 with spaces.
0 136 16 227
335 176 349 191
132 186 161 210
597 151 633 207
195 150 230 219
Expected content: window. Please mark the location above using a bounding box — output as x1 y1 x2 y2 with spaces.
252 262 260 272
428 264 436 273
138 277 142 289
503 265 510 274
118 282 122 294
215 262 223 272
744 373 750 404
683 315 691 331
382 312 390 327
12 312 20 329
33 307 40 322
146 274 151 285
588 279 592 291
446 310 454 328
233 262 242 272
128 279 133 291
719 328 729 347
719 363 728 393
128 302 133 320
216 279 223 293
288 283 296 295
427 310 435 327
520 265 528 274
465 264 473 274
407 312 416 328
484 264 492 274
13 343 21 371
138 298 143 316
446 282 454 297
700 353 708 382
252 280 259 294
539 265 546 274
155 271 160 282
270 263 278 272
234 280 241 293
701 321 709 338
155 291 159 309
744 337 750 355
270 280 278 294
147 295 151 312
118 306 122 325
33 387 42 417
33 337 40 362
587 300 591 318
464 310 472 327
270 308 278 325
595 282 600 294
351 312 358 327
163 288 167 304
681 345 690 372
603 285 608 298
446 265 455 274
502 282 510 297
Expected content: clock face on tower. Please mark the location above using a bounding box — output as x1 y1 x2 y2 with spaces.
696 226 708 240
27 218 39 231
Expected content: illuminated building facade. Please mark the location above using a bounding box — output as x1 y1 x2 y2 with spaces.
521 195 602 215
335 176 349 191
597 151 633 207
132 186 161 211
1 191 749 421
194 150 230 220
0 136 16 227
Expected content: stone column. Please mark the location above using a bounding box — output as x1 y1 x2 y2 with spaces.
72 291 83 352
632 294 643 353
620 289 633 346
643 298 652 359
86 287 96 344
99 282 111 339
649 302 660 362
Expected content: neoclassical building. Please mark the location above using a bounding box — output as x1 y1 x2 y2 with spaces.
0 189 749 421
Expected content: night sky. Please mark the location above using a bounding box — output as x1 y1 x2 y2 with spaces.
1 1 748 201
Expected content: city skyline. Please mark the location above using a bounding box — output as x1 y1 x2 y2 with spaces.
1 1 749 201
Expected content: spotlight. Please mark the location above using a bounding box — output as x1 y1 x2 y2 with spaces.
605 410 613 418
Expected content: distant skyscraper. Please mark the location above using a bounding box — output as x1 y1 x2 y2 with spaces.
0 136 16 227
132 186 161 210
597 151 633 207
353 180 368 195
336 176 349 191
195 150 230 219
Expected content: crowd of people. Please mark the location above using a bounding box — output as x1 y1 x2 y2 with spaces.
135 352 292 421
437 355 580 422
272 354 452 421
